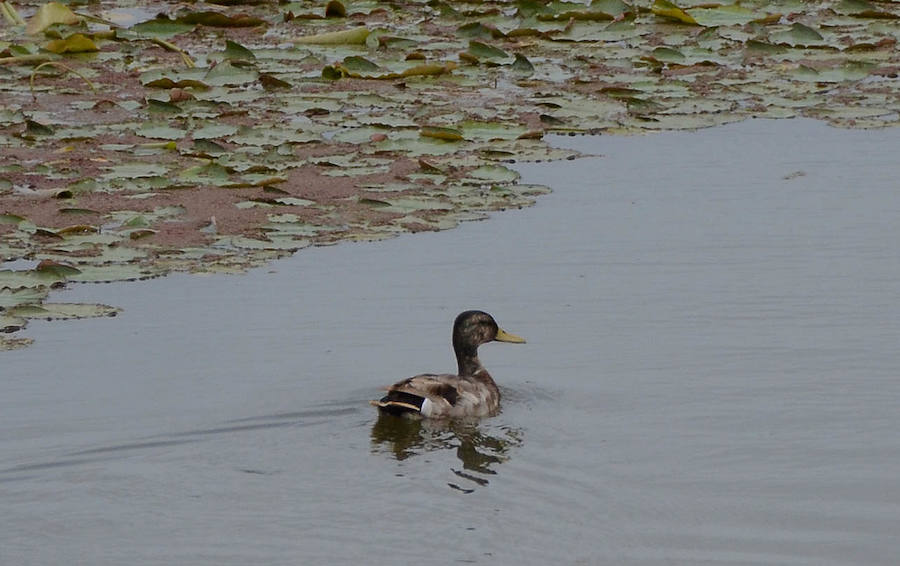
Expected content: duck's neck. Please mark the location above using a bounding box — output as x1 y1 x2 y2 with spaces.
455 345 493 380
456 348 484 377
455 346 500 401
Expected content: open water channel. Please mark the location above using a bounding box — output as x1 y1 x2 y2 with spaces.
3 118 900 564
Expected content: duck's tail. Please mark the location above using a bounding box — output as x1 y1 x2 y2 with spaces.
370 391 426 417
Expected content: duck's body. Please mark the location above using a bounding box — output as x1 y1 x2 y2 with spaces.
377 372 500 419
371 311 525 419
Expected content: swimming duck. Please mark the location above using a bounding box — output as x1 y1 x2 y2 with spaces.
370 310 525 419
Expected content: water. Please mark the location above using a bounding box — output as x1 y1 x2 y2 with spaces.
3 119 899 564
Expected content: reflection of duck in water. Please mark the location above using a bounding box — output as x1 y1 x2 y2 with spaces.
370 311 525 419
370 413 523 484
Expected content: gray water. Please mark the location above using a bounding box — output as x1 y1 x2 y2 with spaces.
3 119 899 565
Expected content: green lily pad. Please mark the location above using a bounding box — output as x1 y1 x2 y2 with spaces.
511 53 535 75
0 285 51 308
464 165 521 184
589 0 633 18
358 196 452 213
651 0 697 25
341 55 380 72
421 126 464 141
26 2 80 35
179 162 231 185
43 33 99 54
292 27 370 45
9 302 120 320
192 139 228 156
102 162 170 181
223 40 256 60
193 123 240 140
468 41 509 60
66 264 164 283
122 214 149 227
769 23 825 47
834 0 897 18
137 122 187 140
218 235 307 250
0 268 65 289
688 6 764 27
228 126 320 146
378 36 418 50
457 22 499 40
0 213 28 225
205 61 258 86
25 120 54 136
649 47 686 65
147 99 184 114
131 17 195 37
36 260 81 278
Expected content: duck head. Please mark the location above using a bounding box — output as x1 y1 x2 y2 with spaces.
453 310 525 376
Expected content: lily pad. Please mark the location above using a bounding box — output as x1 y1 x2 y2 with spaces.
138 122 187 140
463 165 520 184
26 2 80 35
131 17 195 37
689 6 766 27
223 40 256 60
467 41 509 60
359 196 452 213
0 286 51 308
193 123 240 140
205 61 258 86
103 163 170 180
1 213 28 225
292 27 370 45
421 126 464 141
9 302 120 320
769 23 826 48
43 34 99 54
651 0 697 25
341 55 380 72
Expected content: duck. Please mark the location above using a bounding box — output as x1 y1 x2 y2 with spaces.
370 310 525 419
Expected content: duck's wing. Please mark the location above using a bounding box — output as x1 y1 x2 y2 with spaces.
371 374 495 418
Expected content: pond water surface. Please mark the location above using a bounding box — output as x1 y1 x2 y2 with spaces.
3 119 900 565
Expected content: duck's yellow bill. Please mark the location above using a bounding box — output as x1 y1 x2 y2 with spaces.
495 328 526 343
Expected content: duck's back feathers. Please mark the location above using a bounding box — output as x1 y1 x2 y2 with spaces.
371 373 499 419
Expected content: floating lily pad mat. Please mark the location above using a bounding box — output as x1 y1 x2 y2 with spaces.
1 0 899 346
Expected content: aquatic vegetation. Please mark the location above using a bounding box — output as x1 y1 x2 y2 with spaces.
1 0 898 346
